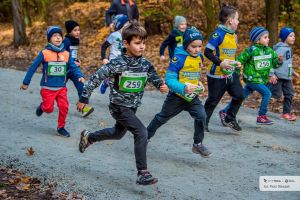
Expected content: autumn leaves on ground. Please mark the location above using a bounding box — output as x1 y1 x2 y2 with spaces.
0 1 300 199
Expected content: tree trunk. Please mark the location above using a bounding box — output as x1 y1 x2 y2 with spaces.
204 0 216 38
23 0 32 27
12 0 27 47
265 0 280 46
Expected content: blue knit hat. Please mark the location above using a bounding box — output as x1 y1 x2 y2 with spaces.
174 16 187 29
115 15 129 31
47 26 63 41
279 27 294 42
183 26 203 50
249 26 269 43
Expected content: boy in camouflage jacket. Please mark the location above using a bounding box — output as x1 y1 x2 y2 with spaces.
76 22 168 185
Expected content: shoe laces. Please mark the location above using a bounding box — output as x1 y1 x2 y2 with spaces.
139 170 151 178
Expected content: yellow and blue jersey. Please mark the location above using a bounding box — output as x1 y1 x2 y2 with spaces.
165 47 204 96
206 26 237 77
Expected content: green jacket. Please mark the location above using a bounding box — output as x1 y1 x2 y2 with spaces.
237 44 278 84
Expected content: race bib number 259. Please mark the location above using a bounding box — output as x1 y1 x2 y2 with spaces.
119 71 147 93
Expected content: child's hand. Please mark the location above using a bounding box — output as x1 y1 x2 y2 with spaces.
235 61 242 68
160 56 165 62
278 55 284 63
159 81 169 93
102 59 109 65
293 71 299 78
269 75 278 84
74 60 81 67
220 59 234 69
185 83 198 94
78 77 85 83
20 84 28 90
76 101 86 112
198 82 205 93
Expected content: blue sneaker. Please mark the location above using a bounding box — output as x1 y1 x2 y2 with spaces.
57 127 70 137
100 79 109 94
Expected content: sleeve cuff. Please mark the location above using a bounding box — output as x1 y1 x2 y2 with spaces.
79 96 89 104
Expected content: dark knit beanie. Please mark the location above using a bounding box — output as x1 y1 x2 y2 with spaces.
249 26 269 43
47 26 63 41
183 27 203 50
65 20 79 34
279 27 294 42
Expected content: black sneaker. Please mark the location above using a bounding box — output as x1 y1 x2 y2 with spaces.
192 143 211 158
57 127 70 137
36 104 43 117
136 170 158 185
223 119 242 131
79 130 91 153
219 110 226 127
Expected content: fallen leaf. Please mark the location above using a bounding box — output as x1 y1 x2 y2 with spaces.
26 147 35 156
20 176 31 184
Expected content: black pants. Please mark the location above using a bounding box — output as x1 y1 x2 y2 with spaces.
268 79 294 114
147 92 206 144
88 103 148 171
204 73 244 125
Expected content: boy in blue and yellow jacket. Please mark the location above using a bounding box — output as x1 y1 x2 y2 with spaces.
204 5 244 132
147 27 211 158
20 26 84 137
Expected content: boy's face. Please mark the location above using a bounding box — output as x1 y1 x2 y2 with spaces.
70 26 80 39
50 33 62 46
285 32 295 45
186 40 202 57
178 22 187 32
257 33 269 46
123 36 146 57
228 12 239 31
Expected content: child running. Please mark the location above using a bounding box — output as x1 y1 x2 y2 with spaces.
204 4 244 132
77 22 168 185
63 20 94 117
100 15 129 94
20 26 85 137
159 15 187 61
147 27 211 157
269 27 299 121
222 27 279 125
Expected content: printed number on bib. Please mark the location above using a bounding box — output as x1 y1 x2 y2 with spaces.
254 55 272 70
70 46 78 59
47 62 67 76
125 80 142 89
119 71 147 92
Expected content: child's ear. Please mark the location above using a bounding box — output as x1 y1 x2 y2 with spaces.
123 40 129 48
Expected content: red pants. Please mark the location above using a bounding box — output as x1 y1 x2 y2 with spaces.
40 87 69 128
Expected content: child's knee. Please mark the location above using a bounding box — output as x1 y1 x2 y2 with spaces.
265 90 272 99
42 104 54 113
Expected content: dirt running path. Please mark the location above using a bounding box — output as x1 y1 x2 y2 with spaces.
0 68 299 200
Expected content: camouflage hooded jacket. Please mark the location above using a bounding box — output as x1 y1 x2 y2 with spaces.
238 43 279 84
80 53 163 108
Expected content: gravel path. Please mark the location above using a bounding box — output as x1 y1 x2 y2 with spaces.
1 68 299 200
